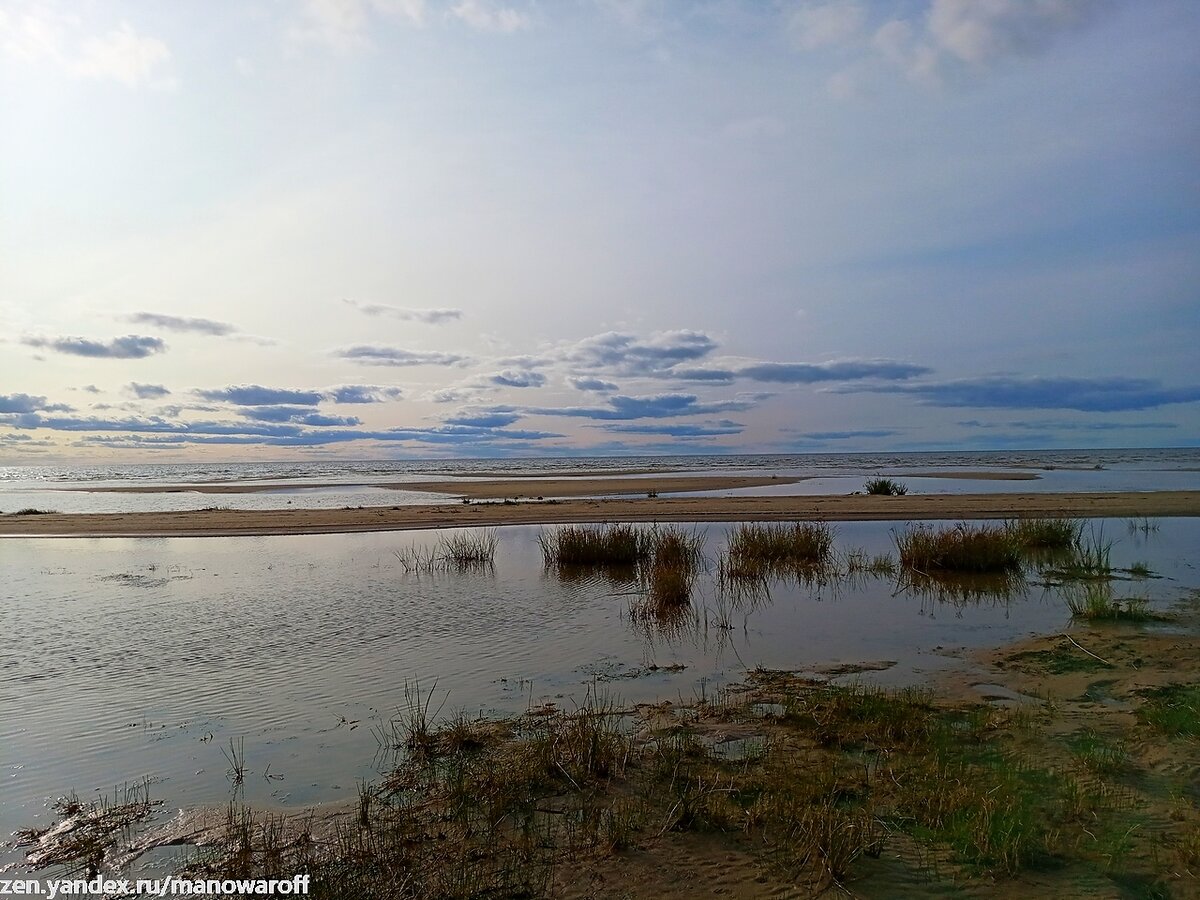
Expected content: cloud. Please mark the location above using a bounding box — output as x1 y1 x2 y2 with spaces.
563 330 719 375
489 369 546 388
957 419 1179 432
871 0 1112 84
127 383 170 399
126 312 236 336
795 429 898 440
337 345 471 367
343 300 462 323
599 420 744 437
449 0 530 33
528 392 756 421
78 385 101 394
0 393 72 414
926 0 1109 67
444 409 521 428
842 376 1200 412
73 22 172 88
567 377 619 393
736 359 930 383
787 1 865 50
327 384 403 403
0 10 173 88
197 385 325 406
291 0 426 51
22 334 166 359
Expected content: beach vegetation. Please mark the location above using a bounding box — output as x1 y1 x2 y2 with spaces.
394 530 498 573
1005 517 1082 551
10 507 57 515
537 524 651 568
863 477 907 496
1064 583 1158 623
895 523 1022 574
718 521 833 581
1137 684 1200 738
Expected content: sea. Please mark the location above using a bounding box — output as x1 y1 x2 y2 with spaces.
2 448 1198 515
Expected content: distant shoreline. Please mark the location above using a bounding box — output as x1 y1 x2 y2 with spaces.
2 490 1196 538
54 470 1037 498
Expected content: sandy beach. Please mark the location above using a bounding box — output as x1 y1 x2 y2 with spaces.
4 489 1197 537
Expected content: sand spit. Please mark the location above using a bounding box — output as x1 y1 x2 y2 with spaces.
3 490 1197 538
64 474 802 498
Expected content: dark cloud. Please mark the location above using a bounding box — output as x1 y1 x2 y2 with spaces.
567 377 618 393
796 429 899 440
337 346 470 367
343 300 463 323
599 420 744 437
127 312 235 336
528 392 755 421
238 406 360 427
0 393 72 414
489 369 546 388
23 335 166 359
843 376 1200 412
197 385 325 406
668 367 737 383
736 360 930 383
327 385 403 404
957 419 1179 432
563 330 718 375
79 385 101 394
444 410 522 428
127 383 171 399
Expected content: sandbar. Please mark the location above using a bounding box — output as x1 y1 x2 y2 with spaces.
2 490 1197 538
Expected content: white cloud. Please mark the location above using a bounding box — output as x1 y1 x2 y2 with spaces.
449 0 530 34
0 8 172 89
73 23 171 88
928 0 1105 67
787 1 865 51
292 0 425 51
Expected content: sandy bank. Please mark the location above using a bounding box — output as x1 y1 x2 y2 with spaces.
65 474 801 498
3 490 1197 538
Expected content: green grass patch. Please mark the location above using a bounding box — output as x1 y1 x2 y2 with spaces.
1006 641 1114 675
1006 517 1082 551
896 523 1022 574
1065 583 1160 623
1137 683 1200 738
863 477 907 496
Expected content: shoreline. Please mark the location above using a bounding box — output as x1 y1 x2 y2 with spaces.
53 469 1038 496
3 489 1197 537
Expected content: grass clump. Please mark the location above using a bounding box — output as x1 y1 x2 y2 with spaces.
863 477 907 496
1006 517 1082 551
538 524 650 569
896 523 1021 574
719 522 833 580
395 530 498 572
642 526 705 608
1064 583 1157 623
1137 684 1200 738
10 507 57 515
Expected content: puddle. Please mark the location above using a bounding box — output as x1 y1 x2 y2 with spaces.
3 517 1198 875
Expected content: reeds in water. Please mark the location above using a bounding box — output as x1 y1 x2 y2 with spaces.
720 522 833 581
395 529 499 572
895 523 1021 574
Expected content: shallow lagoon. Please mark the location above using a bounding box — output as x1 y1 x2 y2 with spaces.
3 517 1198 872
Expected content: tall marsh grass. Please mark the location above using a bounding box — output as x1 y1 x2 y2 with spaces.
719 522 833 580
895 523 1021 574
537 524 650 568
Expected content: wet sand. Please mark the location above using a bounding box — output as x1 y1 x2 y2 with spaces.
3 490 1197 537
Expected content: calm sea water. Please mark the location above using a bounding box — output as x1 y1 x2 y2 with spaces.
2 449 1198 515
2 516 1198 875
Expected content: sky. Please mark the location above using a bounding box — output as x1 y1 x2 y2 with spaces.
1 0 1198 463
